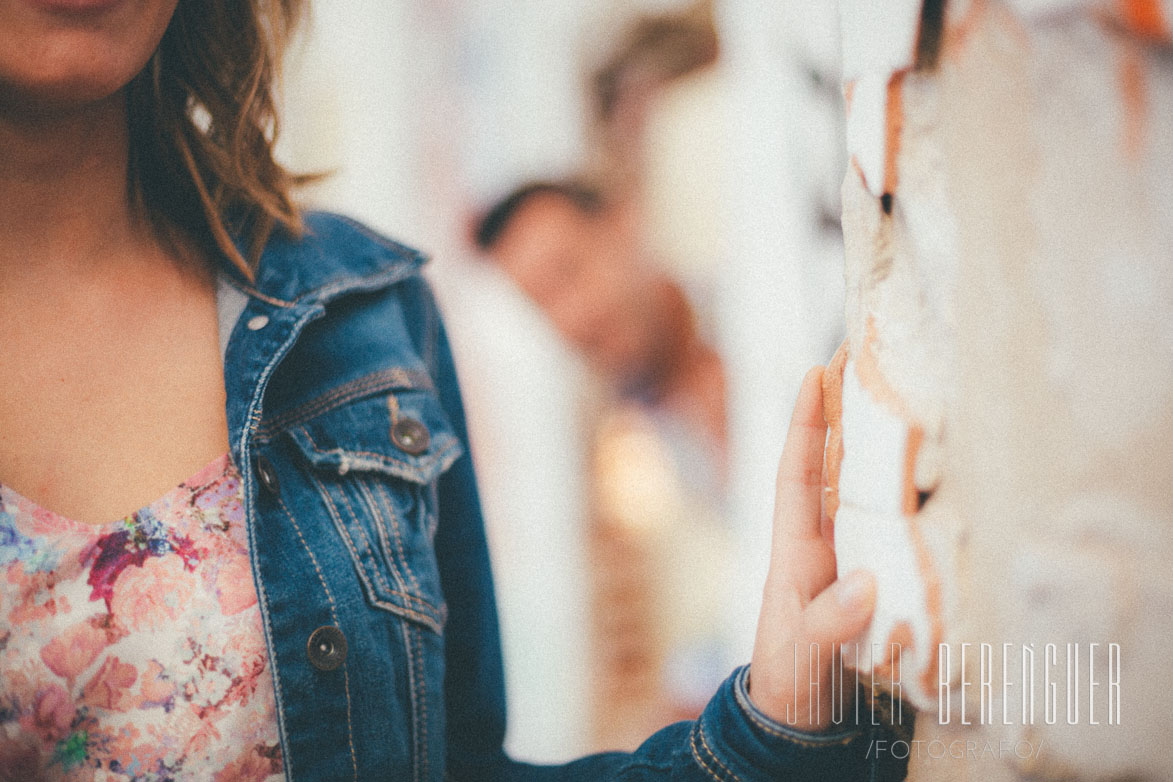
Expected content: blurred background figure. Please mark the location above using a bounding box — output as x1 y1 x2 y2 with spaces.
474 179 729 746
468 4 737 748
474 182 725 457
588 1 719 201
276 0 847 764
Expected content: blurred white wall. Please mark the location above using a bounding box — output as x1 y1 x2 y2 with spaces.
711 0 847 663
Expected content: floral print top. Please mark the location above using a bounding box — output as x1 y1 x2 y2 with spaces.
0 454 283 781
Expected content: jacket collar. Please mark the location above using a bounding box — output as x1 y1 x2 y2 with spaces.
220 211 428 308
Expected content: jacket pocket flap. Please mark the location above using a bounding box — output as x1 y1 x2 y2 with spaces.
287 387 463 485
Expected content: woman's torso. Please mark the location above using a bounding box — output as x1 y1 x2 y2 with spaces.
1 215 476 781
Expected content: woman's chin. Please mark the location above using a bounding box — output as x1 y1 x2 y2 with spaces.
0 44 144 114
0 74 127 117
0 1 173 116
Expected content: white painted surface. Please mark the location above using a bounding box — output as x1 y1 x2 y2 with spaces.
837 2 1173 778
838 0 922 82
834 505 936 708
838 360 909 515
1004 0 1101 18
844 72 890 197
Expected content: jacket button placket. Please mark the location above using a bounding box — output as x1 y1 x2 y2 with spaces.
255 455 281 496
307 625 348 671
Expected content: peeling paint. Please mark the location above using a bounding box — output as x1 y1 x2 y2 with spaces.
835 1 1173 777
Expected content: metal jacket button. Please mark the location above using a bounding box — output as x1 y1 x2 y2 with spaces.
307 626 348 671
256 455 280 495
391 417 430 455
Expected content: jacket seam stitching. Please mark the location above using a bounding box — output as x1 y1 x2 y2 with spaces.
370 480 424 597
275 492 359 781
328 468 434 609
311 471 438 618
688 729 727 782
357 477 409 595
315 473 442 616
295 425 461 483
310 470 396 598
689 722 736 782
369 479 445 624
271 368 425 428
308 469 443 629
332 474 400 597
734 668 859 747
740 704 858 747
257 368 433 438
236 305 324 780
399 617 421 782
412 624 430 782
244 486 291 781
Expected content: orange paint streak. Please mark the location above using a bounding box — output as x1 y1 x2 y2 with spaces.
902 427 925 517
849 155 872 196
1121 46 1149 159
1119 0 1170 40
854 318 914 420
883 71 907 198
843 80 857 115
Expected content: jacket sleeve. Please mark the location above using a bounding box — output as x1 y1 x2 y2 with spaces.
418 277 911 782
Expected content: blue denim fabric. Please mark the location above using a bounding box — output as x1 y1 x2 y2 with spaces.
222 213 910 781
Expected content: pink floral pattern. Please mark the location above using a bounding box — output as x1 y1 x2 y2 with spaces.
0 454 283 780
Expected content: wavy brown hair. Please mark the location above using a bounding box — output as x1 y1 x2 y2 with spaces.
126 0 307 279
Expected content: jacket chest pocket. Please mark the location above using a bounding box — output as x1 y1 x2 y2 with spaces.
286 383 462 634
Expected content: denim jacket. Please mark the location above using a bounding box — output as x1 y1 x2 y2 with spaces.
221 212 909 782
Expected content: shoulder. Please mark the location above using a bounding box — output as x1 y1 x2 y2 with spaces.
249 211 429 305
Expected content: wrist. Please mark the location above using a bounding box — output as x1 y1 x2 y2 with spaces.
739 665 857 739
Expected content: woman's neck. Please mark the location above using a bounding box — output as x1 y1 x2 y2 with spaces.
0 90 150 279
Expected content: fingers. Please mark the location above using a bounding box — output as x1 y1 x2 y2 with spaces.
747 568 877 731
774 366 829 545
800 570 876 656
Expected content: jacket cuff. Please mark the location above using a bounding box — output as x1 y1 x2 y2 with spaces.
689 665 876 782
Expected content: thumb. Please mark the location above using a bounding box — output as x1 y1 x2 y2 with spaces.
801 569 876 656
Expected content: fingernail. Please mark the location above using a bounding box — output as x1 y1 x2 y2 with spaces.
837 570 874 609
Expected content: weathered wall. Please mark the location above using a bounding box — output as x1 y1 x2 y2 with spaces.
830 1 1173 779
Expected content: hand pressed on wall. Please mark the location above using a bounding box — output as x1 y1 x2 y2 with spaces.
747 366 877 733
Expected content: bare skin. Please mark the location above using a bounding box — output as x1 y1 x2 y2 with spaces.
0 0 227 526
